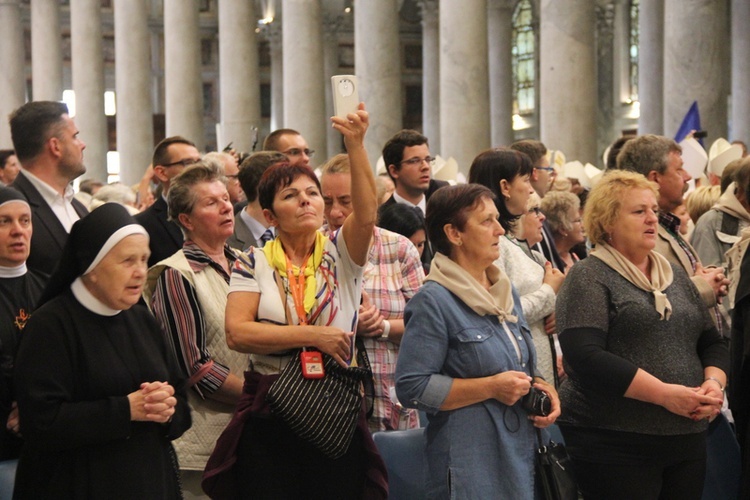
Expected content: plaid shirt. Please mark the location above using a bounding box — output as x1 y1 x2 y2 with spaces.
659 211 698 272
362 228 425 432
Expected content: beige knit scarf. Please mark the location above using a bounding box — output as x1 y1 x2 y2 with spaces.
591 242 674 320
426 252 518 323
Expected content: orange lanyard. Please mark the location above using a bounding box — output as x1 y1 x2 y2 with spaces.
286 253 311 325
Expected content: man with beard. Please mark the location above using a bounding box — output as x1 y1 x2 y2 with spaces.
9 101 88 275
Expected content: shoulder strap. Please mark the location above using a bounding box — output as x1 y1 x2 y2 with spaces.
721 210 740 236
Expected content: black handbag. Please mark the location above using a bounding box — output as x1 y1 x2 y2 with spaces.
266 348 371 459
535 428 579 500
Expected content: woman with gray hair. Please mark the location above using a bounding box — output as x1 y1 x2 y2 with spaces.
542 190 586 272
90 182 139 214
144 158 247 498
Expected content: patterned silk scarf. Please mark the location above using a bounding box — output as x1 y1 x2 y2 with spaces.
263 231 328 314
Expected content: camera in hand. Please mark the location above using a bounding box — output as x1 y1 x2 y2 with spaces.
522 387 551 416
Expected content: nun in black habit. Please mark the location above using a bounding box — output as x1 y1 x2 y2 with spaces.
0 187 47 461
13 203 191 499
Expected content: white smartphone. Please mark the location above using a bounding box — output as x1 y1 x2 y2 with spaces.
331 75 360 118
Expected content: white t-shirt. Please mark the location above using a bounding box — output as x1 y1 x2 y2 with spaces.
228 229 364 374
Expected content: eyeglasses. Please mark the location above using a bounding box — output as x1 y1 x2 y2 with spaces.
162 158 200 168
284 148 315 158
534 166 555 172
400 156 436 167
571 218 583 225
226 174 239 180
528 207 542 216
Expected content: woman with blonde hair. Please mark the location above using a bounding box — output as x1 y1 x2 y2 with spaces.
686 185 721 225
556 169 728 498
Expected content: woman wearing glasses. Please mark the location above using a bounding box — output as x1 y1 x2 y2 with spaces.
469 149 565 384
542 190 587 273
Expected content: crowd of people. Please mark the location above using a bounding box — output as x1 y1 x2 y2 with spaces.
0 97 748 499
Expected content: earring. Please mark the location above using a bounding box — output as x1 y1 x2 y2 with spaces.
457 240 463 246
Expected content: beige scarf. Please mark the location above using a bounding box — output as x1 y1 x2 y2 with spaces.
591 242 674 320
426 252 517 323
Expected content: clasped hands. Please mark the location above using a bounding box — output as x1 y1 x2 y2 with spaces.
128 381 177 423
661 381 723 422
695 265 729 301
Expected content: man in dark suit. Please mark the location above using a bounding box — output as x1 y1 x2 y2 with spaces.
9 101 88 276
380 130 447 268
136 136 201 267
227 151 286 252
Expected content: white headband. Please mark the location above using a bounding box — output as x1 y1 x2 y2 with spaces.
84 224 149 274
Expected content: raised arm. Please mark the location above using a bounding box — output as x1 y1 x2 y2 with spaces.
332 103 377 266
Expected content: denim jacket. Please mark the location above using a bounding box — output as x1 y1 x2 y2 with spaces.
396 281 537 499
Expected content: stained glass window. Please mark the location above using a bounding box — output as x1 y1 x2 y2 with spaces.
512 0 535 115
629 0 639 102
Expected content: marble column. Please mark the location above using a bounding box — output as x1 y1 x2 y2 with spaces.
539 0 597 165
114 0 153 185
664 0 729 144
355 0 402 165
612 0 631 104
219 0 260 154
596 3 616 162
487 0 514 148
731 0 750 142
323 16 343 158
419 0 440 152
0 0 24 148
150 30 164 114
265 23 284 133
282 0 325 166
31 0 63 102
164 0 204 148
439 0 490 174
71 0 108 181
638 0 664 135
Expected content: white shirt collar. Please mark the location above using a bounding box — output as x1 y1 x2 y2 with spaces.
392 191 426 216
0 263 27 278
20 169 75 204
71 277 121 316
